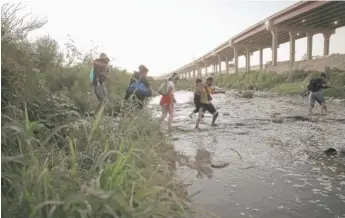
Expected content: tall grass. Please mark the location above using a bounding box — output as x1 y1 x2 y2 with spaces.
1 3 197 218
215 69 345 98
2 104 194 218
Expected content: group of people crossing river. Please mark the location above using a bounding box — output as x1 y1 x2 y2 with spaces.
91 53 331 130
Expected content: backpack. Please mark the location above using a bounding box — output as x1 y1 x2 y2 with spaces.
307 78 320 92
89 69 94 82
127 77 150 97
205 86 213 102
158 81 168 95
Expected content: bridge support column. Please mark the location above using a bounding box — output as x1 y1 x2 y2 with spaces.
289 31 296 65
217 55 222 75
245 48 251 73
204 63 208 76
323 32 331 56
198 67 202 78
213 64 216 75
225 56 229 74
306 32 313 61
259 48 263 70
188 71 191 79
233 47 239 73
271 29 278 66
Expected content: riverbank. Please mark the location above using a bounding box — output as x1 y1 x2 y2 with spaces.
215 69 345 99
154 69 345 99
1 4 194 218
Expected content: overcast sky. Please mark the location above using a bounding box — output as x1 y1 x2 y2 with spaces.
13 0 345 76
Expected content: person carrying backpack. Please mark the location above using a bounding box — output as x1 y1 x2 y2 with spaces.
303 72 329 115
195 77 225 129
159 73 179 130
124 65 152 109
93 53 110 114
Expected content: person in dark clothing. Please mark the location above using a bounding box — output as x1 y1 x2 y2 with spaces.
189 78 205 119
124 65 152 109
303 72 329 115
93 53 110 114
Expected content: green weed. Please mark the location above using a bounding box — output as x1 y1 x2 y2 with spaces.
1 3 199 218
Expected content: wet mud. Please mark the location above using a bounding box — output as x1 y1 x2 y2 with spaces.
149 90 345 218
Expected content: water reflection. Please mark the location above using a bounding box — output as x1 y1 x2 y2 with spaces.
149 90 345 218
194 148 213 178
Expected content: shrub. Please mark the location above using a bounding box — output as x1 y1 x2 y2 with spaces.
214 70 345 98
1 3 195 218
2 105 193 218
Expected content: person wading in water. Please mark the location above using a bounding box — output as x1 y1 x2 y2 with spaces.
159 73 179 130
195 77 225 129
303 72 330 116
93 53 110 115
189 78 205 120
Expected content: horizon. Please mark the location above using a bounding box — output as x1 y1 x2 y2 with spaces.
13 0 345 76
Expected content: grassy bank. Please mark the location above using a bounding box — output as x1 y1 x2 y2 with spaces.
154 69 345 99
1 3 195 218
214 69 345 98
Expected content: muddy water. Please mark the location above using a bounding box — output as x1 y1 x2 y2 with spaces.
149 90 345 218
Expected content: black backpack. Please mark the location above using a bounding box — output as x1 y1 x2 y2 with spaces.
205 86 213 102
307 78 320 92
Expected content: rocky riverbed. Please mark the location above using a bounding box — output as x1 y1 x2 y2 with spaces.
149 90 345 218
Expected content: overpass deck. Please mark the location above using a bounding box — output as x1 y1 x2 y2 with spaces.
169 1 345 79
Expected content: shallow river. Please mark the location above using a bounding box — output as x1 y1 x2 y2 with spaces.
149 90 345 218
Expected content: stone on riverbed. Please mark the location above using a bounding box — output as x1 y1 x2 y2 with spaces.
241 91 253 98
324 148 337 156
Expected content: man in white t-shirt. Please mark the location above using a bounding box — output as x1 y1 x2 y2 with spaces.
159 73 179 130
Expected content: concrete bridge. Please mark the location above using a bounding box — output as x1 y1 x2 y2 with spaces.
164 1 345 80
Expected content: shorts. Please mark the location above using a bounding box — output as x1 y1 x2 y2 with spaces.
94 82 107 103
309 91 325 107
160 95 173 106
193 98 202 113
200 103 217 115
